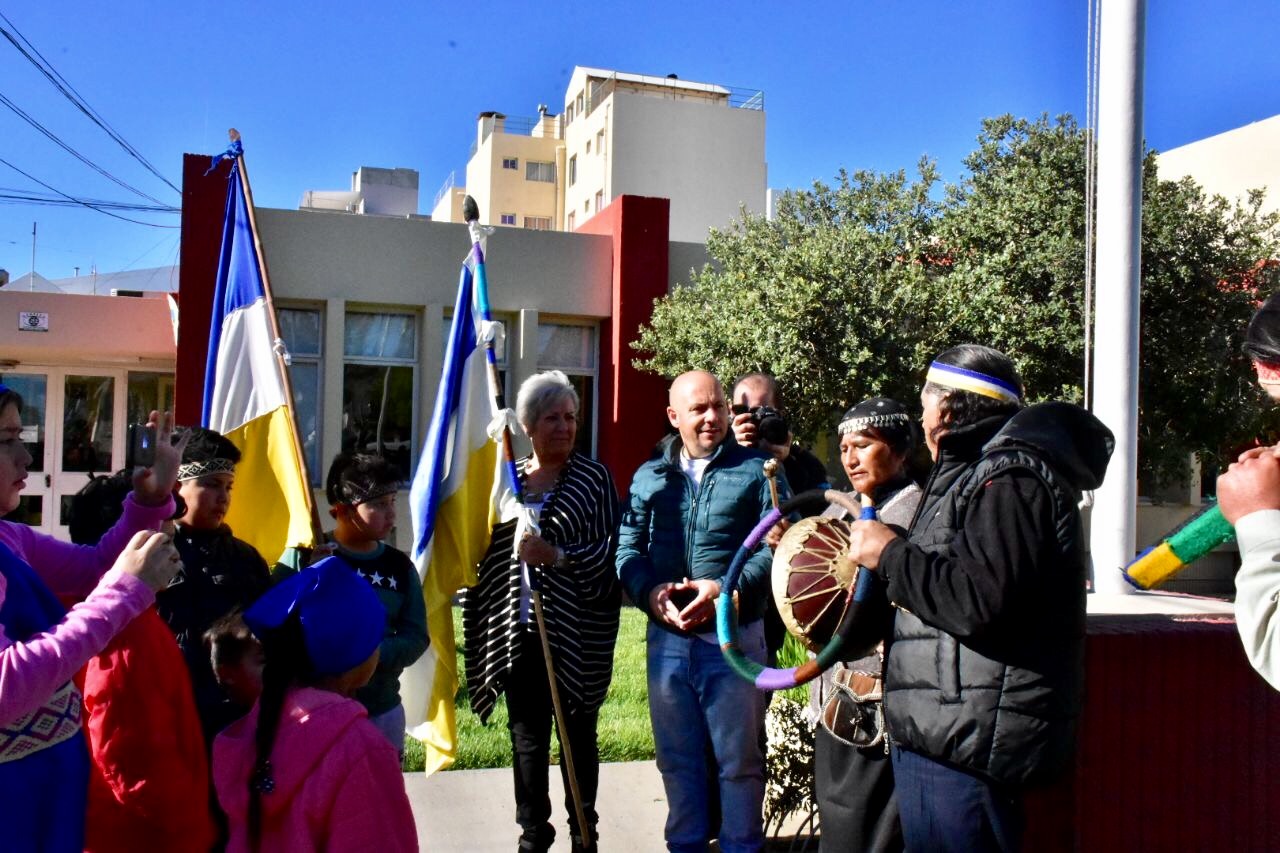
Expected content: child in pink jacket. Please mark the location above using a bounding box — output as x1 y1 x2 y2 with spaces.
213 556 418 852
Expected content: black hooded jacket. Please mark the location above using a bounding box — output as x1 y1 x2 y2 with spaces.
877 402 1113 787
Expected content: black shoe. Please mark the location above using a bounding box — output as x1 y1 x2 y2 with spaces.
570 826 598 853
518 825 555 853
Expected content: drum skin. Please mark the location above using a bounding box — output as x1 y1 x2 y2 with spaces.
772 516 889 657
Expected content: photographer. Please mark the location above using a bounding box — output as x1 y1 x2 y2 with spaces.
730 373 830 494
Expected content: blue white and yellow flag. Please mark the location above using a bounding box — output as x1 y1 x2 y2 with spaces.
403 246 505 774
202 144 315 563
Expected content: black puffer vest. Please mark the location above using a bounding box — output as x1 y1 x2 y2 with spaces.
884 402 1113 787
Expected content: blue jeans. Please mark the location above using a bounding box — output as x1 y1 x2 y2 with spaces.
891 746 1023 853
647 620 767 853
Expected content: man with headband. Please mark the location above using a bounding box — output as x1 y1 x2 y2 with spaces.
846 345 1113 852
155 426 271 748
1217 291 1280 690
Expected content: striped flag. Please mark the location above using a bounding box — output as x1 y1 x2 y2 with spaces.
202 147 315 564
402 246 505 773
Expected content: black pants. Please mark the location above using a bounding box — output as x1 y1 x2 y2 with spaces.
507 630 600 847
814 725 903 853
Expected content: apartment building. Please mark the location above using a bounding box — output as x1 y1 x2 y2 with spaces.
432 66 766 243
301 166 422 217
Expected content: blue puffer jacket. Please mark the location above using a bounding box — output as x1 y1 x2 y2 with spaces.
616 434 786 627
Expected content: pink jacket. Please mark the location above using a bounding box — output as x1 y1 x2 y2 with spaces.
0 493 173 726
214 686 419 853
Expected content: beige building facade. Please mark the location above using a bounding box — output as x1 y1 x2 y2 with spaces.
1157 114 1280 215
432 66 766 242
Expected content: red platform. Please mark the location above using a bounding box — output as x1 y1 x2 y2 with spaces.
1024 597 1280 851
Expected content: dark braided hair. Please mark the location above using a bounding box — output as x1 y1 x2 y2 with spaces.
247 612 315 849
923 344 1023 444
325 452 399 506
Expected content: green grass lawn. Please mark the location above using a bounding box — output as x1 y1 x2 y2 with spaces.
403 606 654 771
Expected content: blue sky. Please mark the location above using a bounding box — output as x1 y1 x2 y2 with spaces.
2 0 1278 280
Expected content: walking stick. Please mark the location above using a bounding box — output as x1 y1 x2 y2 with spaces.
462 197 592 843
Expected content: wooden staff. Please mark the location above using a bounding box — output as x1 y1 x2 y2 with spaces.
227 129 325 549
462 196 590 842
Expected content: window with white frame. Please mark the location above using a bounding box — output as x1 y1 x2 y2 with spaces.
595 190 604 213
500 213 517 226
343 310 416 481
525 216 552 230
441 312 511 400
567 211 576 230
568 155 577 187
525 161 555 183
502 157 518 170
278 307 323 484
585 140 592 155
596 129 605 154
537 321 598 454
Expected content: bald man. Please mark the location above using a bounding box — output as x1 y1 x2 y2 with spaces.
616 370 787 853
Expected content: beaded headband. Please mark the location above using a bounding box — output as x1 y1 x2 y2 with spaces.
177 457 236 481
336 481 398 506
924 362 1021 404
837 412 911 436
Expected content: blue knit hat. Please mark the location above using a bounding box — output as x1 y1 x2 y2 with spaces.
244 556 385 676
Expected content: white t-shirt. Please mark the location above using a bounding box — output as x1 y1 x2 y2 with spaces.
680 449 711 492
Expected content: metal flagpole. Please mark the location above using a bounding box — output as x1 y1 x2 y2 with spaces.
463 196 592 842
1088 0 1146 594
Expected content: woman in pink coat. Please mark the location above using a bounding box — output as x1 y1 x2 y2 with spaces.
0 384 184 852
214 556 418 852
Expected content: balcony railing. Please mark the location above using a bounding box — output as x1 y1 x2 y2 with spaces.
583 74 764 118
469 115 555 157
432 171 456 212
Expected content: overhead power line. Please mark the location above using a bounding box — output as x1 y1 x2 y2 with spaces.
0 187 178 214
0 89 169 206
0 155 178 228
0 11 180 196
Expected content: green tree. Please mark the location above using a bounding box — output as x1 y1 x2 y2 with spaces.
634 113 1280 487
634 162 954 440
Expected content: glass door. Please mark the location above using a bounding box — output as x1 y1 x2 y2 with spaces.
54 371 120 540
0 371 52 531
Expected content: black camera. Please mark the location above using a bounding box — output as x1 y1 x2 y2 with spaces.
733 404 790 446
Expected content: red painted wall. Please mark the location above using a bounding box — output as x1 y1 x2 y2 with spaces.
175 152 232 425
578 195 673 492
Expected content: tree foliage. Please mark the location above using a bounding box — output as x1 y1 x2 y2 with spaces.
634 114 1280 487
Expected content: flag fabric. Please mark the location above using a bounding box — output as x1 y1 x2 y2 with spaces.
202 151 315 564
403 246 505 774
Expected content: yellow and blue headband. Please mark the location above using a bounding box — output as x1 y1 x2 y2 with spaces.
925 362 1022 404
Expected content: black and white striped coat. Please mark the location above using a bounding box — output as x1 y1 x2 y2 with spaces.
462 452 621 722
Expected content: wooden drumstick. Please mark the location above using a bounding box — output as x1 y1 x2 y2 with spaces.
763 458 780 509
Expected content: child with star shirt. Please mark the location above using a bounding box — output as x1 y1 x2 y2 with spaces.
274 453 427 756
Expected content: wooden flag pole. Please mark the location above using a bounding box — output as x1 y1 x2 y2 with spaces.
226 129 325 549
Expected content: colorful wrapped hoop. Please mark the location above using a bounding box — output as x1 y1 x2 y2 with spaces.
717 488 880 690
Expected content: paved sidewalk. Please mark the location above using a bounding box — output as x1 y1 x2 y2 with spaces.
405 760 669 851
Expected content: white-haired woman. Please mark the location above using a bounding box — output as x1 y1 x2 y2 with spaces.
463 370 620 853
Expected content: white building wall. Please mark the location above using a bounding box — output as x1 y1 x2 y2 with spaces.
607 92 766 242
353 167 420 216
1157 114 1280 216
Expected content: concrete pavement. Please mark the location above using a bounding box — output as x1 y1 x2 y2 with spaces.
405 760 670 851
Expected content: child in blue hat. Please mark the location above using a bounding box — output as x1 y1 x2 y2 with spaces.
212 557 419 852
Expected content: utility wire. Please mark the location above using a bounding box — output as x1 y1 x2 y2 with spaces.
0 155 178 227
0 11 180 195
0 90 169 206
0 189 178 214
